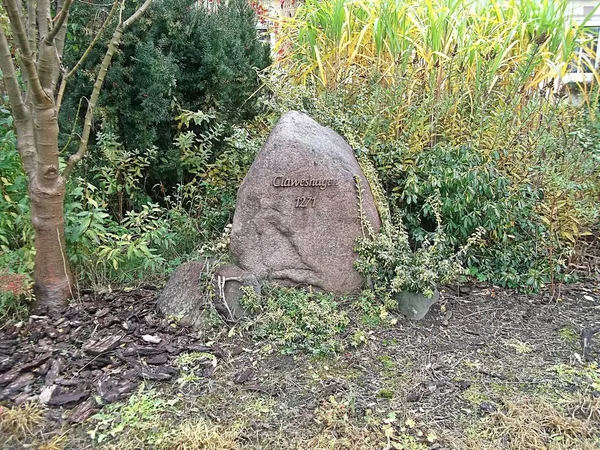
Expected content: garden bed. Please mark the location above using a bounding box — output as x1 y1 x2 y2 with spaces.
1 279 599 449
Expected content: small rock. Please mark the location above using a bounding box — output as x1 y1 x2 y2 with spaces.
157 259 215 330
212 265 257 322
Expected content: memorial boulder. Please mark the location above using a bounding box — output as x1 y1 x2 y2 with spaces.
230 111 381 293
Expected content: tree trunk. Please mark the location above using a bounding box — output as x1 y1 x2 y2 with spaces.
30 176 72 309
1 0 153 312
30 102 73 310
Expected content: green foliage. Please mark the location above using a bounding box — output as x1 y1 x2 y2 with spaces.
261 66 600 290
241 285 350 355
397 143 569 290
0 101 33 274
354 171 464 304
60 0 270 186
172 109 261 241
88 384 178 445
2 97 260 293
0 96 34 319
267 0 600 291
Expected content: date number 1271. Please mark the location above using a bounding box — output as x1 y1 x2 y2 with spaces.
295 196 316 208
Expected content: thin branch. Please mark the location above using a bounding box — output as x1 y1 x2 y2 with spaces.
46 0 73 44
123 0 152 28
0 26 36 177
63 0 153 178
3 0 48 105
27 0 37 58
0 31 27 120
56 0 119 111
54 0 69 61
37 0 51 42
59 96 84 154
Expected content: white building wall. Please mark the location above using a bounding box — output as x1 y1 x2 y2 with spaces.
569 0 600 26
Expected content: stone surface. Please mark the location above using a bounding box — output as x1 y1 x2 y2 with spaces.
156 260 214 329
231 111 381 293
394 289 440 320
212 265 259 322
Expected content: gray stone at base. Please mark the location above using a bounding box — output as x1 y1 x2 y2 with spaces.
230 111 381 294
395 289 440 320
157 260 214 329
211 264 259 322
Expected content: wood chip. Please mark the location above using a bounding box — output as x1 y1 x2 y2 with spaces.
0 372 35 400
97 379 139 403
45 358 64 386
39 385 57 405
0 368 21 387
47 388 90 406
83 333 125 355
69 398 97 423
145 355 168 365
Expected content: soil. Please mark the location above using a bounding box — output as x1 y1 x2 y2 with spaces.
1 279 599 449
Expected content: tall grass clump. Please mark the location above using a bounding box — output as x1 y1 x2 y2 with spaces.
268 0 600 289
278 0 594 92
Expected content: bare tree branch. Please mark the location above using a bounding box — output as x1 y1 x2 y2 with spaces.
46 0 73 44
54 0 70 60
0 27 36 177
63 0 153 178
123 0 152 28
56 0 119 111
27 0 37 58
37 0 51 41
3 0 48 105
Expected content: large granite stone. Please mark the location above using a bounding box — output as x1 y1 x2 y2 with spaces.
230 111 381 293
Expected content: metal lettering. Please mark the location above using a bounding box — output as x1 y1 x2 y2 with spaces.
272 176 338 189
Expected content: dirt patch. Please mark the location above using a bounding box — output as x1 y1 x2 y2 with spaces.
1 280 599 449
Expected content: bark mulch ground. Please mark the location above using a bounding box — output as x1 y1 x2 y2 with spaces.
0 289 219 423
1 279 599 449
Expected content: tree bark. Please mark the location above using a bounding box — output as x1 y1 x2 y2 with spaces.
30 99 73 309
